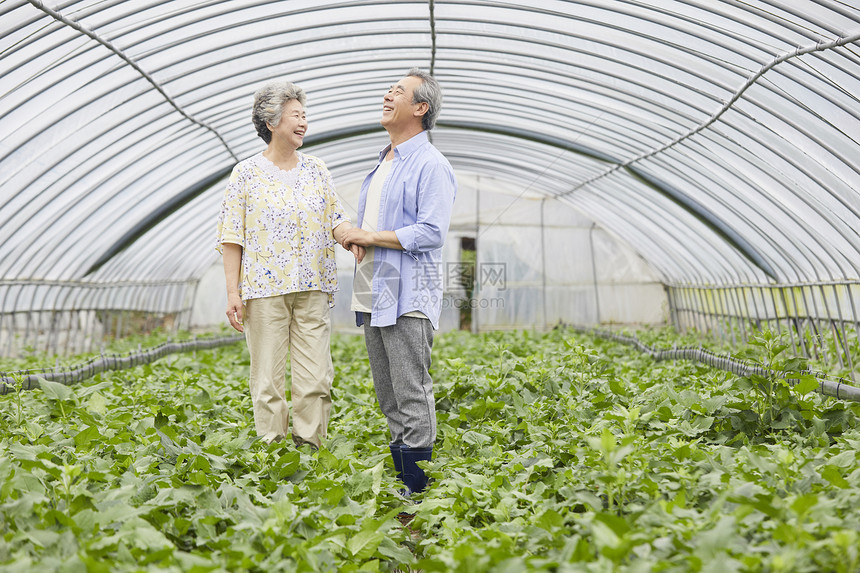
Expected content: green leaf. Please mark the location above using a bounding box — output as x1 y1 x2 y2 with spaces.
74 425 101 448
691 416 715 431
829 451 856 468
86 391 109 416
72 509 98 535
25 528 62 548
588 427 616 454
274 450 301 479
77 381 112 398
821 465 850 488
38 378 74 401
318 449 340 471
536 508 564 531
591 519 620 551
609 378 628 396
347 529 384 560
693 515 736 561
463 430 492 445
782 357 808 372
377 536 413 565
347 468 376 497
593 512 631 537
793 376 819 396
772 343 789 357
746 494 781 519
122 519 172 551
790 493 817 517
8 442 41 461
323 485 345 506
192 388 212 405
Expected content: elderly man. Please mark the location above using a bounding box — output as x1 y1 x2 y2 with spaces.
341 68 456 495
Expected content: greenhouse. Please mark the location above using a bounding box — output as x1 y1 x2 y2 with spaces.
1 1 860 571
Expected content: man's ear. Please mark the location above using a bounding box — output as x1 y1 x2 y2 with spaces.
414 102 429 118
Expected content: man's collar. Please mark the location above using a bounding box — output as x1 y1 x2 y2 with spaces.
378 130 428 161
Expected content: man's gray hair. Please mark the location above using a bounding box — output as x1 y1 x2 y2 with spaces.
252 80 307 144
407 68 442 131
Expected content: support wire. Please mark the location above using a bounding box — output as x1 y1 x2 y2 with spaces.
26 0 238 163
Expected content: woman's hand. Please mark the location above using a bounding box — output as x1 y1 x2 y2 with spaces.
222 243 245 332
335 222 367 262
226 292 244 332
350 244 366 264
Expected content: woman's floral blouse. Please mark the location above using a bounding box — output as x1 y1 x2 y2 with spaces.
216 152 349 305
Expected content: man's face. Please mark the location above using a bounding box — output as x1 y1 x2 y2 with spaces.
381 75 425 130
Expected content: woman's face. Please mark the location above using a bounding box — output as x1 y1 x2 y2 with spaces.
268 98 307 149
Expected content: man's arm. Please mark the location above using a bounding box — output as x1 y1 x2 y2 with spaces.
341 161 456 253
392 162 456 253
340 228 402 250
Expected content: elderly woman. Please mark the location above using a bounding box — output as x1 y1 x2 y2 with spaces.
216 80 360 448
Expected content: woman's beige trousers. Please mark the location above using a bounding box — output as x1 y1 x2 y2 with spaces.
244 290 333 447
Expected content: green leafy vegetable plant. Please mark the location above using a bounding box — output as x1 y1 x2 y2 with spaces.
1 327 858 572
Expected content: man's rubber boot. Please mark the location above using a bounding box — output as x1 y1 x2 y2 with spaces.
401 446 433 495
389 443 404 481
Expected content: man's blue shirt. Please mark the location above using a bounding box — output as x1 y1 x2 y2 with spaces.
354 131 457 329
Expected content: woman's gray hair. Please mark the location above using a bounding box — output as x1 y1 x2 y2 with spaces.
252 80 307 144
407 68 442 131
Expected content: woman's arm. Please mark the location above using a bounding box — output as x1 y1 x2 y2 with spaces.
222 243 244 332
332 221 352 245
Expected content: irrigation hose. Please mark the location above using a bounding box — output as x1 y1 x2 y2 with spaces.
4 328 859 403
0 334 244 395
576 327 860 402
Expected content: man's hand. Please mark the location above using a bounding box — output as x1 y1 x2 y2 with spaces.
341 228 404 251
226 293 244 332
341 227 374 248
334 222 367 262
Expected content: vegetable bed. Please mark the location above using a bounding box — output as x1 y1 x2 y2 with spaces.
1 328 858 572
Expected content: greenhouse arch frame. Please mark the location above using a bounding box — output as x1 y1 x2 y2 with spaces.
1 0 859 371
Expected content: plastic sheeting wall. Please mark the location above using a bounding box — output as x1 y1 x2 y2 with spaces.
452 175 665 330
192 171 666 333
